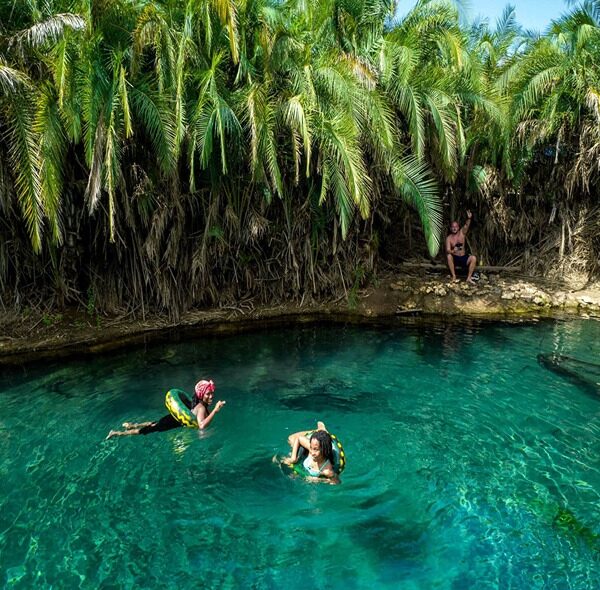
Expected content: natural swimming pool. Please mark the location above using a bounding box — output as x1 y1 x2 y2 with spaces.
1 318 599 589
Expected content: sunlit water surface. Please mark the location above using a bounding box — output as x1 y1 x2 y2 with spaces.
1 319 599 589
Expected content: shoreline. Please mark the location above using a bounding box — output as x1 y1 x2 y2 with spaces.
1 272 598 366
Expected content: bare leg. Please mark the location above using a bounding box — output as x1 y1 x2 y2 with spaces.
446 254 458 281
288 422 326 446
106 428 143 439
466 255 477 283
287 429 311 447
107 418 160 439
123 421 153 429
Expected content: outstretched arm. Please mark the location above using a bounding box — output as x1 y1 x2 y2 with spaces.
462 210 473 235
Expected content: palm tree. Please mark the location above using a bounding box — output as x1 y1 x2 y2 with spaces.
228 0 445 252
508 1 600 180
488 1 600 271
2 0 542 316
0 4 85 252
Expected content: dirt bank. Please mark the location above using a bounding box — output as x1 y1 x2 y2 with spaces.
1 270 598 366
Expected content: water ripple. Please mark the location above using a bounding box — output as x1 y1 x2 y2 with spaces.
1 320 599 588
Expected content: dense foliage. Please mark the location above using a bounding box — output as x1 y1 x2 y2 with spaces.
0 0 598 317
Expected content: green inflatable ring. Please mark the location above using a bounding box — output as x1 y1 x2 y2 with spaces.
288 431 346 477
165 389 197 428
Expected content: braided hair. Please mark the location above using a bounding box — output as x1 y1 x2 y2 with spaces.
310 430 335 466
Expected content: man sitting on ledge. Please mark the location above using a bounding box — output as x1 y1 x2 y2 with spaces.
445 210 477 284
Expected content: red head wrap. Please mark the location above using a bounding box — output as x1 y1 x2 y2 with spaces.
194 380 215 399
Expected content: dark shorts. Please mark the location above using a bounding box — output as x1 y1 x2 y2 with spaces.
139 414 181 435
139 395 194 435
452 254 471 269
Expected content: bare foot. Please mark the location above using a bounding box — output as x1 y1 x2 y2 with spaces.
105 430 117 440
281 457 294 466
317 421 327 431
466 277 476 285
122 422 135 429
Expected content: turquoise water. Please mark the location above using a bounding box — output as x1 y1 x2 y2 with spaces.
1 318 599 589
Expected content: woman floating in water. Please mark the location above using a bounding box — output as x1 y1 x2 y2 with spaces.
281 421 341 483
106 380 226 439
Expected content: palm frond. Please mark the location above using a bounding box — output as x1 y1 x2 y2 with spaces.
0 61 31 94
15 13 85 49
513 65 562 120
214 95 242 173
392 82 425 159
257 98 284 198
390 155 443 256
319 113 371 223
424 90 458 177
330 164 354 238
282 95 312 176
84 119 106 211
6 96 44 252
34 83 66 244
132 4 176 91
118 64 132 139
103 94 124 242
129 86 176 172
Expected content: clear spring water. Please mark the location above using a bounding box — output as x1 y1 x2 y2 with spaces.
1 318 599 589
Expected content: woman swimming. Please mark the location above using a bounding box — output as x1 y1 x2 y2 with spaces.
282 422 338 483
106 380 226 439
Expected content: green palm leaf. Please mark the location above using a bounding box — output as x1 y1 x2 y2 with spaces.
390 155 443 256
35 83 66 244
6 96 44 252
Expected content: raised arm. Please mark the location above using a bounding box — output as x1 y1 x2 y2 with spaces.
462 210 473 235
196 400 226 429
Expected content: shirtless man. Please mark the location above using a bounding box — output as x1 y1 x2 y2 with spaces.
445 210 477 283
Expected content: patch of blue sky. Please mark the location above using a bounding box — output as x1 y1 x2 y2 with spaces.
395 0 572 32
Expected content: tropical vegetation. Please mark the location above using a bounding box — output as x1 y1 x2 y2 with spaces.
0 0 598 319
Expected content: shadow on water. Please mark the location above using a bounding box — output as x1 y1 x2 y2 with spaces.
279 392 359 412
537 353 600 396
278 378 358 411
346 515 428 566
277 382 396 414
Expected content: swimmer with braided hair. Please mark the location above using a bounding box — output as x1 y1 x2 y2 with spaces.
282 421 339 483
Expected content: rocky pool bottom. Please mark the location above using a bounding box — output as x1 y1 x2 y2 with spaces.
1 319 599 589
